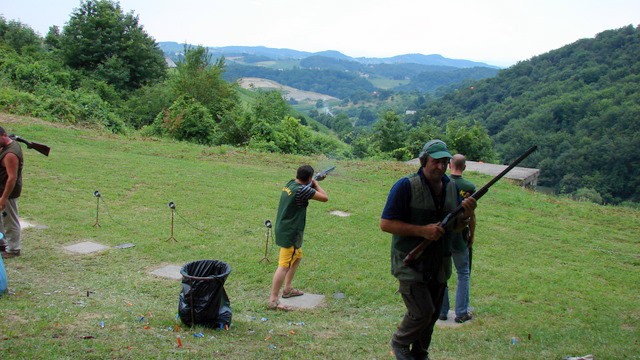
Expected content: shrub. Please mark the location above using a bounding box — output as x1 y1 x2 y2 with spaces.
0 86 40 116
153 96 216 145
122 82 175 129
573 187 603 204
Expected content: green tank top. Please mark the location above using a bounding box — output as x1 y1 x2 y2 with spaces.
275 180 309 248
0 140 23 199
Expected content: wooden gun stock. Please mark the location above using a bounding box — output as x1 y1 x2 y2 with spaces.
402 145 538 266
10 135 50 156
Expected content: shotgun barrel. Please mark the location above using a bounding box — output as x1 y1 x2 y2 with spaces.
402 145 538 266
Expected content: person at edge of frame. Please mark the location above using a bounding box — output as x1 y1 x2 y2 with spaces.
0 126 24 259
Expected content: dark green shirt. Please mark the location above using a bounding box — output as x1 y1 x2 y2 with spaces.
449 174 476 252
275 180 316 248
0 140 23 199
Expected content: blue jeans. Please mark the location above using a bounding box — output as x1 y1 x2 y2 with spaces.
440 247 470 317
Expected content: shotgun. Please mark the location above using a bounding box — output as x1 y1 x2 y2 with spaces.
9 135 50 156
402 145 538 266
314 166 335 181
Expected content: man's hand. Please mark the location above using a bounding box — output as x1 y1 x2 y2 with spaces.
420 223 445 241
461 197 477 218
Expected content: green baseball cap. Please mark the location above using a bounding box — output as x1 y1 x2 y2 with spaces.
419 139 452 159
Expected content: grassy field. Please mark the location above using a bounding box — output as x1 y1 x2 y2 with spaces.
0 114 638 359
368 77 411 90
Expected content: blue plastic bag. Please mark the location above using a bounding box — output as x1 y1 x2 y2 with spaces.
0 258 7 295
0 233 6 295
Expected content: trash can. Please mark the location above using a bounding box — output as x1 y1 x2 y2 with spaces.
178 260 232 328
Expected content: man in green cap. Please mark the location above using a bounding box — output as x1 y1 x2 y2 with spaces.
381 140 476 360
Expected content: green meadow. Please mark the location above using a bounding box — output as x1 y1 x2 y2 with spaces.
0 114 638 359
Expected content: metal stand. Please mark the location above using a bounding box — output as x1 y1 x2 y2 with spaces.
259 221 272 263
167 207 177 242
93 195 101 228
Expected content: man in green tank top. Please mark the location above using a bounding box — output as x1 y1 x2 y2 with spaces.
268 165 328 310
0 127 24 259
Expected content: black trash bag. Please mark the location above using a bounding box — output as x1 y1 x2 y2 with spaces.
178 260 232 328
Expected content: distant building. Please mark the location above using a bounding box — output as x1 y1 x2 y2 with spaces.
405 110 417 115
405 158 540 188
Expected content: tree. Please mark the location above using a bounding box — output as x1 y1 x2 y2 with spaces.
444 118 495 162
169 45 238 120
373 111 407 153
59 0 166 91
0 17 42 55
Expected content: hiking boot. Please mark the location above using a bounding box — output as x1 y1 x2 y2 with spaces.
390 340 414 360
438 314 447 321
1 250 20 259
455 313 473 323
411 344 430 360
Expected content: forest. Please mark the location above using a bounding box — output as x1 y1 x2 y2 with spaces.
417 25 640 204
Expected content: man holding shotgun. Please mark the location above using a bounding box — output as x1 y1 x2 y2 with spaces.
268 165 328 310
0 127 24 259
381 140 476 360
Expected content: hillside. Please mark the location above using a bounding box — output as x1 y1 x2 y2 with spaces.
160 43 500 100
417 25 640 204
1 114 638 359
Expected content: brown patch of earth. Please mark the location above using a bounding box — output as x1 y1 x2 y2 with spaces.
237 77 339 102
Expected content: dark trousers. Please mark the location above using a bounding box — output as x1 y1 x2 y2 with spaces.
393 279 446 353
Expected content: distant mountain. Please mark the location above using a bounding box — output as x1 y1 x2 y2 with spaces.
158 42 500 68
160 42 309 60
160 42 500 99
358 53 499 69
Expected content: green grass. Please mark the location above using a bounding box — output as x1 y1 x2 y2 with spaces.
368 76 410 90
0 114 638 359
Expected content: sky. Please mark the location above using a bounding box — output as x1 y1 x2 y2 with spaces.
2 0 639 67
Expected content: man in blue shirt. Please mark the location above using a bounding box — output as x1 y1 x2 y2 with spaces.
381 140 476 360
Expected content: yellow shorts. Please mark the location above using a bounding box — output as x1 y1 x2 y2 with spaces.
278 246 303 268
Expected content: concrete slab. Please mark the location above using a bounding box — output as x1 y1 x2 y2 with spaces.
329 210 351 217
113 243 135 249
150 264 183 280
20 219 48 230
278 293 325 310
436 310 472 328
64 241 110 254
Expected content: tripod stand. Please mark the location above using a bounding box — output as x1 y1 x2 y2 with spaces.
167 202 177 242
93 191 101 227
259 220 272 263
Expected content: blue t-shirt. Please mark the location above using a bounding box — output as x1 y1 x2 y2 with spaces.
382 169 461 222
